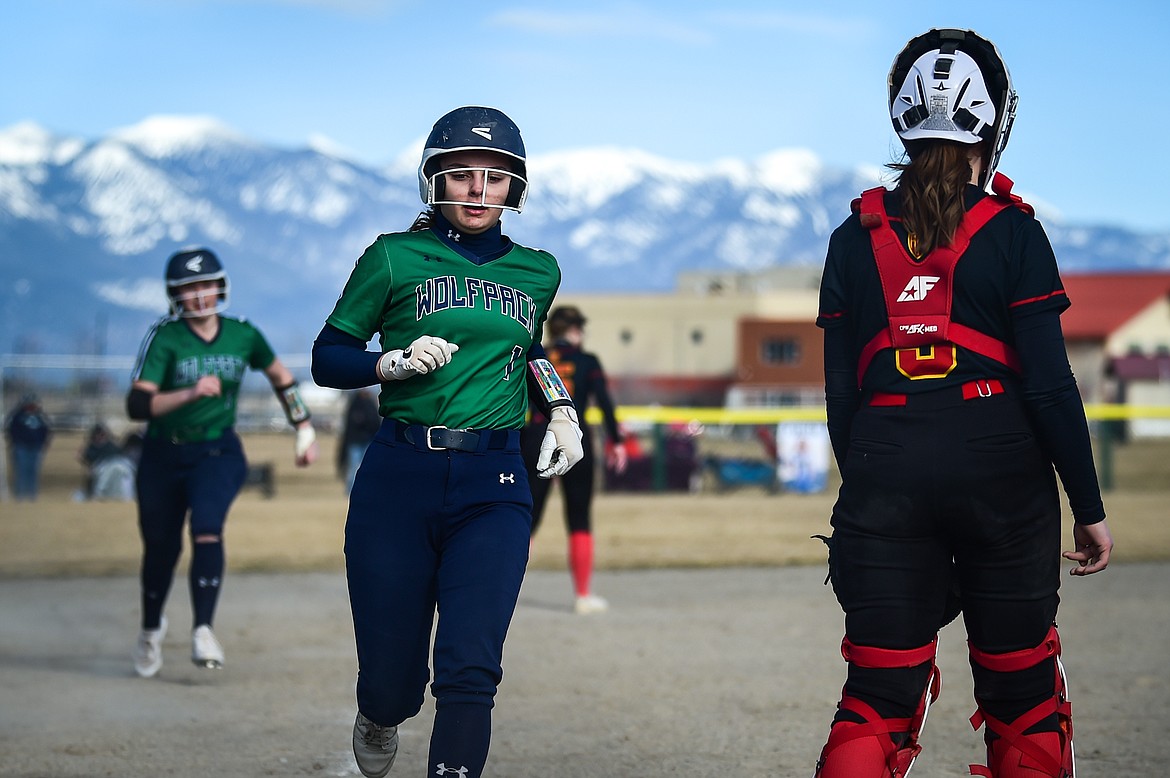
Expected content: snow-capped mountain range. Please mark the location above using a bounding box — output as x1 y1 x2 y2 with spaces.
3 115 1169 357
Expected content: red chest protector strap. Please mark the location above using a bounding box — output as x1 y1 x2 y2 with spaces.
854 173 1029 385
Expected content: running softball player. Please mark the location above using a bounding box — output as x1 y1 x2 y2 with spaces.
813 29 1113 777
521 305 628 614
127 247 319 678
310 106 584 778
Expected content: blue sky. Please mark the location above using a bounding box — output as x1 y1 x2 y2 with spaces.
4 0 1169 232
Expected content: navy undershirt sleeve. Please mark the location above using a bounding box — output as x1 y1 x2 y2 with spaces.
311 323 382 390
1013 308 1106 524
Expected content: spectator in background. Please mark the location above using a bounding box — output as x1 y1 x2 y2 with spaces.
522 305 628 614
338 388 381 493
5 394 52 501
78 423 123 498
77 423 136 501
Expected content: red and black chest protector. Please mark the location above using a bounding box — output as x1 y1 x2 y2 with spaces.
854 173 1032 385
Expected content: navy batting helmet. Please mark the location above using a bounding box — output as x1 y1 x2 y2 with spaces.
417 106 528 212
165 247 229 317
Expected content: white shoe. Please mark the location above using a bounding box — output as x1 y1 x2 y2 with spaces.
574 593 609 615
133 616 167 678
352 711 398 777
191 624 224 669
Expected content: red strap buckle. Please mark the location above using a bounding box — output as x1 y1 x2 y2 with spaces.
961 379 1004 400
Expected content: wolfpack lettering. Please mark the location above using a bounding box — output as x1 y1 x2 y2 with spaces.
174 355 247 386
415 274 537 334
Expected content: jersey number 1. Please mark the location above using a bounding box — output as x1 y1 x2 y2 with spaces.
503 345 525 381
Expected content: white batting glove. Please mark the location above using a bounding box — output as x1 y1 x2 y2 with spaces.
537 406 584 478
376 335 460 381
294 423 318 467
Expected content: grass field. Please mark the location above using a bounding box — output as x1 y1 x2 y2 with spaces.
3 430 1168 578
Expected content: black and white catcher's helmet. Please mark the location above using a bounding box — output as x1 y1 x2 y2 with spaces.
418 106 529 212
165 247 229 317
888 28 1017 190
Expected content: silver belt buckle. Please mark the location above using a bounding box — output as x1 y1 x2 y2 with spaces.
425 425 448 451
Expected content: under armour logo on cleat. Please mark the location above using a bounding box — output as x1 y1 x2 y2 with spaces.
435 764 468 777
499 473 515 484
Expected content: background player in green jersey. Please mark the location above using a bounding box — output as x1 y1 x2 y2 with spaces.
312 106 584 778
127 247 319 678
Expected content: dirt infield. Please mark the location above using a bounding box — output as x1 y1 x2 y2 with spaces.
1 565 1168 777
2 432 1170 776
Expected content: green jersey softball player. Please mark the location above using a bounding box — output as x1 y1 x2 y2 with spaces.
126 247 319 679
311 106 584 778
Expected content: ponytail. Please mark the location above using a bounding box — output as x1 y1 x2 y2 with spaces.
887 142 976 256
409 208 436 232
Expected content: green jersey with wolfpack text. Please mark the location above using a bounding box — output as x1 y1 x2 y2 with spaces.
326 230 561 429
131 315 276 439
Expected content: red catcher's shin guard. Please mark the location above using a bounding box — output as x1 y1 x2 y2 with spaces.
815 637 941 778
968 625 1074 778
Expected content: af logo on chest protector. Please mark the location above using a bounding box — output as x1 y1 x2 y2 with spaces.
897 275 941 303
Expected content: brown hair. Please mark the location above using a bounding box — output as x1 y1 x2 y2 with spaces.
409 208 435 232
546 306 586 340
887 141 978 256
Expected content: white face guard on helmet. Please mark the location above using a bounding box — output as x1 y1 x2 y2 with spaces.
168 281 230 318
422 164 528 213
888 29 1017 190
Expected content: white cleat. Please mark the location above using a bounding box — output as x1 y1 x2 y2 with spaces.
191 624 224 669
133 616 168 678
574 593 609 615
352 711 398 777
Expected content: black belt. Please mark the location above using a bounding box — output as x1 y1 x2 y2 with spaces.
150 426 230 444
389 420 517 452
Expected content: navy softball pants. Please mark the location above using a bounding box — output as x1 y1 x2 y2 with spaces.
345 420 533 728
826 385 1063 730
135 432 247 629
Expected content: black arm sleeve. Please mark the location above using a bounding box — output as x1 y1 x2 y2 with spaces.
1013 309 1106 524
126 387 153 421
310 324 382 390
823 325 860 472
590 356 623 443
